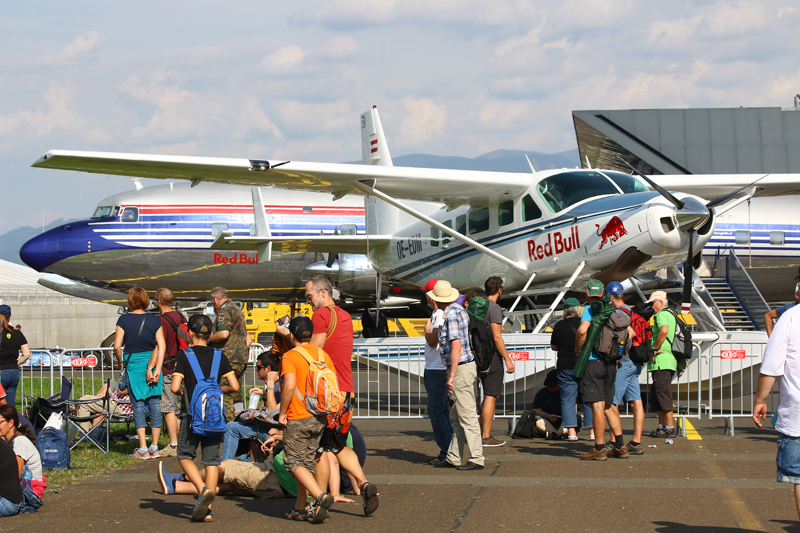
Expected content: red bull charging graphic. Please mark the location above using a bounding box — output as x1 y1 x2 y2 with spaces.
595 216 628 250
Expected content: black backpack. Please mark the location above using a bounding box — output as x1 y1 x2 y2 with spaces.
512 411 536 439
466 297 497 375
593 307 632 362
628 302 654 365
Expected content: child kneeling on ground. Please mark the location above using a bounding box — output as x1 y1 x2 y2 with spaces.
279 316 337 523
171 314 239 522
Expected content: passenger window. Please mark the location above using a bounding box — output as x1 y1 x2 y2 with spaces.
770 231 784 245
735 230 749 244
212 223 229 238
303 206 313 213
120 207 139 223
470 207 490 234
522 195 542 222
430 226 440 247
442 220 453 245
456 215 467 236
497 201 513 227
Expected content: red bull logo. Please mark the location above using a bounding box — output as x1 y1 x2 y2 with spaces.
214 253 259 264
595 216 628 250
528 226 580 261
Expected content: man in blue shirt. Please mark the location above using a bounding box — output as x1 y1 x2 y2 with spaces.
575 281 634 461
764 284 799 337
431 280 484 471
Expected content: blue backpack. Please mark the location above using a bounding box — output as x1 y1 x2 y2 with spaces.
185 348 227 437
37 427 70 470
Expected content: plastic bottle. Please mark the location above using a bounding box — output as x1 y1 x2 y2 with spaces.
618 340 625 358
21 465 32 490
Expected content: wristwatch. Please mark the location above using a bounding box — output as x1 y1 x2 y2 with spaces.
264 385 274 390
147 365 155 371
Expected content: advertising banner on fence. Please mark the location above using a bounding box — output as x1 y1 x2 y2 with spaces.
508 351 530 361
720 350 746 360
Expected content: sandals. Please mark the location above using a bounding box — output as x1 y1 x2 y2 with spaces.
285 508 310 521
360 481 380 516
567 435 579 441
308 492 334 524
191 486 215 521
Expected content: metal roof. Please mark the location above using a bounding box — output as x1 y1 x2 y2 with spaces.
0 260 42 287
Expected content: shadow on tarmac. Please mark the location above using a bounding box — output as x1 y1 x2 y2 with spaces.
653 521 768 532
139 498 194 519
370 446 432 464
771 520 800 533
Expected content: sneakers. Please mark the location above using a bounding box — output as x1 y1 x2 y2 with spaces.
627 441 644 455
580 447 608 461
663 427 678 438
158 443 178 457
129 447 150 460
148 445 160 459
482 436 506 447
650 426 666 438
157 461 176 495
608 445 629 459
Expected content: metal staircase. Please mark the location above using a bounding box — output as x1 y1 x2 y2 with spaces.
702 278 756 331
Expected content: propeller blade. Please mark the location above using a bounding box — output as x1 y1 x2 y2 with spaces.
617 157 685 210
705 174 768 209
326 227 340 268
681 229 694 314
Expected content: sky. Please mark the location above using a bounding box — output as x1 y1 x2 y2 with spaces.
1 1 799 233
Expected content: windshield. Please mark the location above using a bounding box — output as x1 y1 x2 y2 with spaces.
92 206 114 218
536 171 620 213
601 171 649 193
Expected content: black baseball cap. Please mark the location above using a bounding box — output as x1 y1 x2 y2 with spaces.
289 316 313 340
544 369 559 388
188 314 213 335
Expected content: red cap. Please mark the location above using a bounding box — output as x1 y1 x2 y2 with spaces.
421 279 439 292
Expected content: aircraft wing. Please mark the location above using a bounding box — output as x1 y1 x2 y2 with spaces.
32 150 532 205
649 174 800 198
211 233 391 254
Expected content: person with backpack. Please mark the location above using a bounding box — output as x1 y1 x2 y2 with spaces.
575 281 635 460
551 297 593 441
430 280 485 471
646 291 678 439
0 305 33 409
477 277 515 448
278 315 336 523
171 314 239 522
156 288 188 458
114 288 166 460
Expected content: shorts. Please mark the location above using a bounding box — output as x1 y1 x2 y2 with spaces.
319 394 353 453
224 460 284 498
777 433 800 484
650 369 675 412
283 415 326 474
160 374 181 414
580 359 617 405
613 358 644 405
478 354 504 398
176 416 222 466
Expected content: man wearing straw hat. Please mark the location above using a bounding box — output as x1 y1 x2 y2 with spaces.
430 280 484 471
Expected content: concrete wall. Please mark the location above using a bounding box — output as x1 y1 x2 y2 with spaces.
2 286 120 348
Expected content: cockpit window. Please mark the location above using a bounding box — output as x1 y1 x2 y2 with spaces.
92 206 115 218
601 171 649 194
120 206 139 223
536 171 620 213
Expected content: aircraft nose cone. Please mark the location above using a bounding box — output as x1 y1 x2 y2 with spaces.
675 196 710 232
19 232 53 272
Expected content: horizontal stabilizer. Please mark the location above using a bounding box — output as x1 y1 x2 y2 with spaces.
210 233 391 260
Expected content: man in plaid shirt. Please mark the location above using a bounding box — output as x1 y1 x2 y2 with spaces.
430 280 484 471
75 379 133 432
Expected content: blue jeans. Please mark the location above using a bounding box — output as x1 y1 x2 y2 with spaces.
557 369 592 429
613 358 644 405
0 496 21 517
130 394 161 430
424 368 453 459
221 420 273 460
0 369 20 409
777 433 800 484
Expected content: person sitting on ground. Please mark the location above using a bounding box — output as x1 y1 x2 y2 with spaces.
0 405 45 498
531 370 566 440
764 284 799 337
221 351 281 461
171 314 240 522
74 380 133 434
0 437 22 517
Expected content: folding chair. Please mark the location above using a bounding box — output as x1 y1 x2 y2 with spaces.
65 378 115 453
24 376 73 433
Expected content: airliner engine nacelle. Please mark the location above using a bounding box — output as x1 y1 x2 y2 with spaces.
306 254 379 300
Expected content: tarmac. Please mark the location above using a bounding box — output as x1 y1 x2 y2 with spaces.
3 416 798 533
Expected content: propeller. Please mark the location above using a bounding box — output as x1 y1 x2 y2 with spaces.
326 227 340 268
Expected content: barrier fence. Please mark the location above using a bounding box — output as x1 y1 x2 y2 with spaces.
18 337 777 437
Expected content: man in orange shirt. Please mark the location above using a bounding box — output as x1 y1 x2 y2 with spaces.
279 316 335 524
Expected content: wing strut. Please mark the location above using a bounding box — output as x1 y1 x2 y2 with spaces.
502 271 538 327
251 187 273 262
351 181 528 275
531 261 587 334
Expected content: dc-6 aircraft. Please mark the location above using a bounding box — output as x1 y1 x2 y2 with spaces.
29 107 800 322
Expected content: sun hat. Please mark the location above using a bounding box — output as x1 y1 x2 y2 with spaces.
647 290 668 303
563 297 581 308
427 280 460 303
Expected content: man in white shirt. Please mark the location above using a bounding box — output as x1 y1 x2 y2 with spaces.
754 304 800 520
421 279 452 465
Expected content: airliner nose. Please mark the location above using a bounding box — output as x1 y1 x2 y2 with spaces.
19 232 53 272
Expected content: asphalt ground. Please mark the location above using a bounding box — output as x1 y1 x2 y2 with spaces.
3 416 799 533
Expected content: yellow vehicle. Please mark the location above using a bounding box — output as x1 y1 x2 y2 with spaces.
243 302 314 347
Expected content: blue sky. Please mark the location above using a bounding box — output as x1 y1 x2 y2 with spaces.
2 1 799 232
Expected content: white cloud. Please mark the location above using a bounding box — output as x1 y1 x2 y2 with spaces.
40 31 100 64
261 45 307 70
119 71 193 111
319 35 360 59
399 98 446 146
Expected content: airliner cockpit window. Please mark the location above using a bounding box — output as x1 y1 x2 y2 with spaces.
536 171 619 213
92 206 114 218
602 171 649 194
120 207 139 223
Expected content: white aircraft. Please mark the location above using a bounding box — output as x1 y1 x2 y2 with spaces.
30 107 800 324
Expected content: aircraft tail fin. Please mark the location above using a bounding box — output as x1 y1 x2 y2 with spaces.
361 106 393 166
